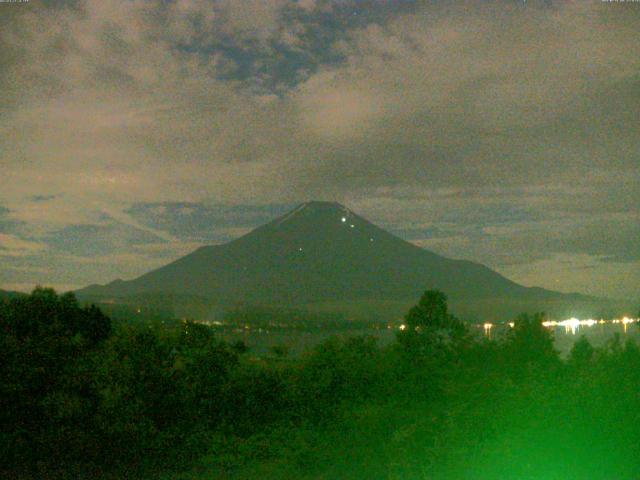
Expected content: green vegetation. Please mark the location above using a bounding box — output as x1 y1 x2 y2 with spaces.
2 288 640 479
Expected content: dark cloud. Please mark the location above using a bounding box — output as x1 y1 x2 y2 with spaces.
559 219 640 264
0 206 24 235
126 202 295 242
411 213 640 267
45 222 165 257
30 194 58 202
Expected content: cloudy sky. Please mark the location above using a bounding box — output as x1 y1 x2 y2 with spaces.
1 0 638 299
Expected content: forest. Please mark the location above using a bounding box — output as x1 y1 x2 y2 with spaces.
2 288 640 479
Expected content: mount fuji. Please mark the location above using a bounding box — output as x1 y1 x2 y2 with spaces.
77 201 602 321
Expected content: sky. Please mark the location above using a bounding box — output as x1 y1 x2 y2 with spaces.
0 0 638 300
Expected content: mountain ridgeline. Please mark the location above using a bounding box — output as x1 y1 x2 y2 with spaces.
78 201 606 321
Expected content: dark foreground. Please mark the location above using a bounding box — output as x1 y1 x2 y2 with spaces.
2 288 640 480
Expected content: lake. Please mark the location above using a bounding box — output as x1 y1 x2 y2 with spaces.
213 317 639 357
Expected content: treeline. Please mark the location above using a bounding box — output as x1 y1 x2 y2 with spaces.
2 288 640 479
222 304 386 330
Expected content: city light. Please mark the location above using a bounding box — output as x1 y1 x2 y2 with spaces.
544 316 638 335
483 317 638 336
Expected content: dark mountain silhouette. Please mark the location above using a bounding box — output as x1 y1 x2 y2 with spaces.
77 201 604 321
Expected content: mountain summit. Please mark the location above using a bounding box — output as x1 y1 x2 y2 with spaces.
78 201 598 320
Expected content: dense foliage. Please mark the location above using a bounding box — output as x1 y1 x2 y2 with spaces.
2 288 640 479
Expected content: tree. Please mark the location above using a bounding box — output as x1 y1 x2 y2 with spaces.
405 290 450 331
505 312 558 369
398 290 466 361
569 335 594 366
0 288 113 473
403 290 465 338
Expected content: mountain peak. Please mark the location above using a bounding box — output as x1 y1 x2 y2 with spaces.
300 200 346 210
302 200 341 207
269 201 354 228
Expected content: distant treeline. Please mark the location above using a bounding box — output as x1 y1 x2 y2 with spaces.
222 304 389 331
2 288 640 479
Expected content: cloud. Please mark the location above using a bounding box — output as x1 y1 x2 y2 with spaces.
499 254 640 300
215 0 289 42
0 233 46 258
126 201 294 241
0 206 26 238
30 194 58 202
44 222 165 257
1 0 639 297
284 1 640 193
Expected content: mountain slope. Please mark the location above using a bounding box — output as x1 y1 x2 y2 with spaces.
77 201 599 320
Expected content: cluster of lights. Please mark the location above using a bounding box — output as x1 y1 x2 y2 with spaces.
341 215 367 235
341 216 355 228
293 214 373 254
480 317 638 336
542 317 637 334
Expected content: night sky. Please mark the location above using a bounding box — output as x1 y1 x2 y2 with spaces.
1 0 638 299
